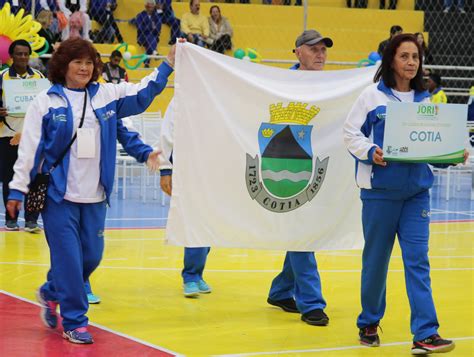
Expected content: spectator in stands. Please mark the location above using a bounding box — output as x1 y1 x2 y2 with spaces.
208 5 233 54
346 0 367 8
267 29 333 327
414 32 433 73
89 0 124 44
0 0 32 15
156 0 181 45
444 0 466 14
181 0 209 48
57 0 92 41
377 25 402 56
36 10 58 61
130 0 162 68
0 40 44 233
102 50 128 84
427 73 448 104
379 0 396 9
37 0 62 35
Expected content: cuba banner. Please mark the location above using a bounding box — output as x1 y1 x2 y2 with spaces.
166 43 377 251
3 78 51 115
383 102 468 164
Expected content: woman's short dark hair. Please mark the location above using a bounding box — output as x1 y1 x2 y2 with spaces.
48 38 103 85
210 5 220 14
374 33 425 92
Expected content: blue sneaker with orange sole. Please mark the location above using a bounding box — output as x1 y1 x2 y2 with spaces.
63 327 94 344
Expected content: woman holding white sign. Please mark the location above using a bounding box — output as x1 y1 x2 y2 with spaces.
343 34 468 355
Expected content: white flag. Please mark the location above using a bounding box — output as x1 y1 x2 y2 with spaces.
166 43 377 251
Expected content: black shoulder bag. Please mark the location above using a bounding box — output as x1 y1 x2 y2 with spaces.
26 91 87 213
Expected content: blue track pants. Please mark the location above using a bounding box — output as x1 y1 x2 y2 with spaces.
182 247 210 283
357 190 439 340
269 251 326 314
40 198 106 331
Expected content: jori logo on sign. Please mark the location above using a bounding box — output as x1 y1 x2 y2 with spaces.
417 104 439 117
22 81 38 90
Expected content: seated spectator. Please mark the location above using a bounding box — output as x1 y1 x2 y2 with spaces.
444 0 466 13
427 73 448 104
102 50 128 84
377 25 402 56
181 0 209 47
130 0 162 68
0 0 31 14
38 0 62 35
36 10 59 68
57 0 92 41
346 0 367 8
156 0 181 45
379 0 396 9
89 0 124 44
208 5 232 54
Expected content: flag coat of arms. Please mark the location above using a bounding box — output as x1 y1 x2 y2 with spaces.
166 43 376 251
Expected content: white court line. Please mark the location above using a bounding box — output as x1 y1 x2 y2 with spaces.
319 252 474 259
0 290 183 356
105 238 165 241
431 230 474 235
105 217 167 221
0 261 473 273
213 336 474 356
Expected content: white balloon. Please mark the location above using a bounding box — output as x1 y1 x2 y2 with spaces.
123 51 132 61
242 56 251 61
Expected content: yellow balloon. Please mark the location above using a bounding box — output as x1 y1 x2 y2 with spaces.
0 2 46 56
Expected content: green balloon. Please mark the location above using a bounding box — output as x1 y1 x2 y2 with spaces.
234 48 245 59
247 48 258 59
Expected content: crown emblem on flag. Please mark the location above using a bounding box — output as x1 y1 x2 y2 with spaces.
269 102 320 125
261 128 274 138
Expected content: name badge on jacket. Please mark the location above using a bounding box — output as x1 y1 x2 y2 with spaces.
77 128 96 158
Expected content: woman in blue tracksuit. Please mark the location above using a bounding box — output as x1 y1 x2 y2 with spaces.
7 38 175 344
344 34 467 354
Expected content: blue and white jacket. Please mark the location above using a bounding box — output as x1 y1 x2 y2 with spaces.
343 80 434 200
9 62 173 204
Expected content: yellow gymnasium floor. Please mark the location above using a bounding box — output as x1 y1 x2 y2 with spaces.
0 221 473 356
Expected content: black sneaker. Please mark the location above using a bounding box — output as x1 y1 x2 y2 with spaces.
24 221 42 233
359 324 380 347
301 309 329 326
5 220 19 231
411 334 455 355
267 297 299 313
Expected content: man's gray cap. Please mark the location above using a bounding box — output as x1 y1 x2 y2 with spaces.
295 30 333 48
